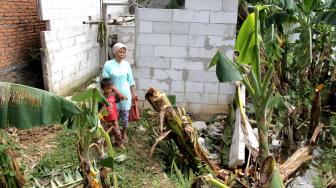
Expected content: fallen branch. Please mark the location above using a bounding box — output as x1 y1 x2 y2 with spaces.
327 177 336 188
279 145 313 182
145 87 219 172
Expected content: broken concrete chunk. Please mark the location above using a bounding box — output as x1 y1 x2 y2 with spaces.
192 121 207 131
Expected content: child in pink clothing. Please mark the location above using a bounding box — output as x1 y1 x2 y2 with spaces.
100 78 127 147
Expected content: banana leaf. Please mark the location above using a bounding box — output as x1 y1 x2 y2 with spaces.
72 88 108 105
0 82 80 129
208 50 242 83
234 13 257 69
314 0 336 25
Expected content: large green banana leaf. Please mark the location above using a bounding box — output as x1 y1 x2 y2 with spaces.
208 50 242 83
0 82 81 129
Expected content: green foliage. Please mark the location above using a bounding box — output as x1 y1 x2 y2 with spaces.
208 50 242 83
0 81 81 129
312 176 328 188
113 122 179 188
330 115 336 137
0 130 21 188
166 0 185 9
171 160 194 188
235 13 257 68
31 130 78 178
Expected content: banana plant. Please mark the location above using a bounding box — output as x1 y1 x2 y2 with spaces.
71 88 118 188
208 5 284 187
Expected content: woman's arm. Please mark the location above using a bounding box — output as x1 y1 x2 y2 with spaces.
130 85 136 99
127 64 136 99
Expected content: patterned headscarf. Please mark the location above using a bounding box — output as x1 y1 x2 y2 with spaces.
112 42 127 55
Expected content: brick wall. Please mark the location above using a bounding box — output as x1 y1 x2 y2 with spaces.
0 0 46 87
134 0 238 113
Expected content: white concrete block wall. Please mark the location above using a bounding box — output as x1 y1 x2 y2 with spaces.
108 23 135 65
39 0 128 95
133 0 238 114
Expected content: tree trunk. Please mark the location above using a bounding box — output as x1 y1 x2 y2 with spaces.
257 115 269 164
279 145 312 181
145 87 219 172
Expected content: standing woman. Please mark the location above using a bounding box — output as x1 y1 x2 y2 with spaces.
102 43 136 142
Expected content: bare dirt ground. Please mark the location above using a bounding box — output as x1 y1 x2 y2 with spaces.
6 125 63 172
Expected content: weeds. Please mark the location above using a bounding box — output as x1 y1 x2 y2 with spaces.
31 130 78 178
113 122 179 187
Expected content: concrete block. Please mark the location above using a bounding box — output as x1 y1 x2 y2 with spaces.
46 40 62 51
114 25 135 34
136 57 171 68
61 37 75 48
119 35 132 44
153 22 189 34
137 8 172 22
204 83 219 93
173 9 193 22
188 47 216 59
133 68 151 79
218 95 227 104
210 11 238 24
173 9 209 23
75 35 86 44
137 78 170 92
188 70 218 83
138 21 153 33
138 33 170 45
171 59 204 71
201 104 228 114
185 0 222 11
186 82 203 93
173 92 185 103
189 35 205 47
171 34 189 47
186 92 202 102
223 0 239 12
194 11 210 23
137 45 154 57
190 23 235 36
134 89 147 101
137 79 151 90
207 36 235 48
154 46 187 58
201 93 218 104
188 104 202 113
41 31 57 43
150 79 170 92
219 83 236 95
171 81 185 92
153 69 183 81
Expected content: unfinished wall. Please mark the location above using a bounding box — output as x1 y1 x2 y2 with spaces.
134 0 238 113
107 22 135 65
0 0 46 87
39 0 128 95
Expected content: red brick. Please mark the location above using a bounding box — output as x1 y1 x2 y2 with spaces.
0 0 46 84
